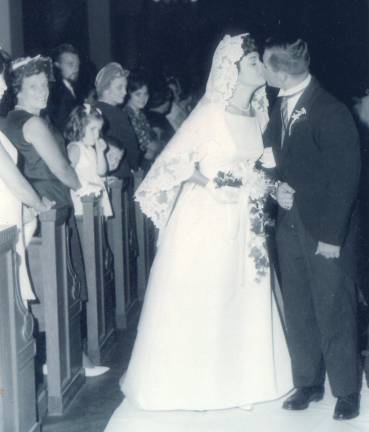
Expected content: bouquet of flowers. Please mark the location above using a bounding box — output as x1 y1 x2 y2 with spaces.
213 171 243 188
246 167 276 282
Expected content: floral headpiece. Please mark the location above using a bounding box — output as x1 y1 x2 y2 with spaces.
11 55 52 71
205 34 248 104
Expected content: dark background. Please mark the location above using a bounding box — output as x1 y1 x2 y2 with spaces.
22 0 369 102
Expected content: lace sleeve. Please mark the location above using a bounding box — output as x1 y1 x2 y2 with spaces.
135 101 213 229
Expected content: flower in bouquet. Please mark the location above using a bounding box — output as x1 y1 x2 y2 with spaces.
213 171 243 188
247 167 276 282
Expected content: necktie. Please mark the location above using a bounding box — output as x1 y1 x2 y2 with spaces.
280 96 289 146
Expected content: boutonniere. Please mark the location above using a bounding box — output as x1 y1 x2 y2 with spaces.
289 107 307 136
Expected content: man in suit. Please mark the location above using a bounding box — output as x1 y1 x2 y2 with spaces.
262 36 361 420
47 44 81 132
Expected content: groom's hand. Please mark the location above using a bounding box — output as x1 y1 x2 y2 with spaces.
315 241 341 259
276 182 295 210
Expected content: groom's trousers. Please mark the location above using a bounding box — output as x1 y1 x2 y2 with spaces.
275 205 359 397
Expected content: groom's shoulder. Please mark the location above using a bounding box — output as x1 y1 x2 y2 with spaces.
310 81 353 120
310 81 341 108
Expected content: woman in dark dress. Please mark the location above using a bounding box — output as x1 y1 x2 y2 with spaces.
6 55 108 376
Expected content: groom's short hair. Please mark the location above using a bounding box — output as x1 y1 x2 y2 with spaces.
264 36 310 75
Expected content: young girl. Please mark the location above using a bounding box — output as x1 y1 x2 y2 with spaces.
65 104 113 218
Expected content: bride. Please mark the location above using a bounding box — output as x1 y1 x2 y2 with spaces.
121 33 292 411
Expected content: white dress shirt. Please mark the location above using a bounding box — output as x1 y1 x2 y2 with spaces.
63 79 76 98
278 74 312 120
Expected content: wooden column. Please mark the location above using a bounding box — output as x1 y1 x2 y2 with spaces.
0 0 24 56
87 0 112 69
78 195 115 365
107 179 127 329
28 209 85 416
0 225 39 432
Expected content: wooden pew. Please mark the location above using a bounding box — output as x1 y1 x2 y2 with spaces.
106 179 127 329
133 171 148 301
0 225 40 432
77 195 115 365
122 184 139 309
28 209 85 416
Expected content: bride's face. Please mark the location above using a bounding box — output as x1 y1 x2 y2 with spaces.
237 52 265 88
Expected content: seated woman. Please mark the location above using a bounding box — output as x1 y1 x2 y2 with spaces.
0 50 52 303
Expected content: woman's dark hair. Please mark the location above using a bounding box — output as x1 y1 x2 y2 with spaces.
64 104 104 142
127 70 149 97
241 34 258 57
10 56 54 96
146 83 173 110
235 34 259 71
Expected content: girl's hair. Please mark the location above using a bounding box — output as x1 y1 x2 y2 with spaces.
127 70 149 96
64 104 104 142
9 56 54 96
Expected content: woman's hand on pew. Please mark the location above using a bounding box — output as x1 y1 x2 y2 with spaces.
23 197 55 223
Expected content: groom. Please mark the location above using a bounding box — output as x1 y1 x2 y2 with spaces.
262 36 361 420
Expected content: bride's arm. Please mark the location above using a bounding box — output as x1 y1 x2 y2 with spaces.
0 141 45 212
187 164 209 187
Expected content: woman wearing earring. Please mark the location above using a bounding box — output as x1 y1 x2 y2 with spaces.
111 33 292 414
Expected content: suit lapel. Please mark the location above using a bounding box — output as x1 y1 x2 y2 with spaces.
281 77 320 153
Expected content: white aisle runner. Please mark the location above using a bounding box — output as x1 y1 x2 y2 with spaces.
105 381 369 432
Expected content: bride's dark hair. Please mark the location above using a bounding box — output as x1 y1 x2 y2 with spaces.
241 34 258 57
235 34 259 71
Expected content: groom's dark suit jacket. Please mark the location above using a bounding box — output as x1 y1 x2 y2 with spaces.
264 78 361 278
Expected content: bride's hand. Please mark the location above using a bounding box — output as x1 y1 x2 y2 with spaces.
188 166 209 187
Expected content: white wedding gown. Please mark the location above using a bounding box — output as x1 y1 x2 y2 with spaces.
119 108 293 412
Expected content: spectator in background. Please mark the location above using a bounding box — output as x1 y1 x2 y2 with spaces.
47 44 81 132
145 83 175 149
165 76 189 131
95 62 141 180
95 62 140 264
125 70 160 172
0 47 13 117
65 104 112 218
0 50 53 303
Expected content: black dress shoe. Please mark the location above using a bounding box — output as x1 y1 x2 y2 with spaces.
282 386 324 410
333 393 359 420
